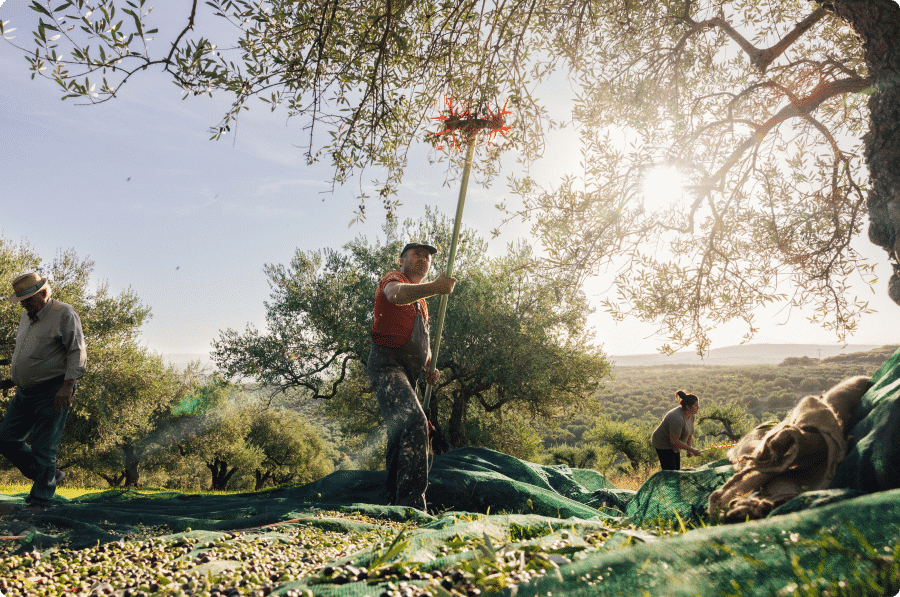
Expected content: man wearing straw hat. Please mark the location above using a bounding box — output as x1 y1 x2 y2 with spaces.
368 242 456 511
0 272 86 510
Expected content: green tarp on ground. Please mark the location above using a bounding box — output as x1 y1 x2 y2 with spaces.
504 487 900 597
832 344 900 492
0 446 628 551
2 346 900 595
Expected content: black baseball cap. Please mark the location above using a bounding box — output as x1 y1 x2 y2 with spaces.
400 242 438 257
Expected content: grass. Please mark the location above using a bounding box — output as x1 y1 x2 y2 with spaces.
0 482 97 500
0 483 245 501
607 467 656 491
605 445 733 491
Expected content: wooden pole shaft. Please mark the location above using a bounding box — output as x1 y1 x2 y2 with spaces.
423 134 477 411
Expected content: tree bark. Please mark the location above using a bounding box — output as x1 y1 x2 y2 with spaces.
254 469 272 491
120 442 140 487
98 472 126 486
207 457 237 491
698 415 739 441
272 471 295 486
821 0 900 304
448 392 468 448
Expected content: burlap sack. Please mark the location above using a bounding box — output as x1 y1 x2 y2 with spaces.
708 375 871 523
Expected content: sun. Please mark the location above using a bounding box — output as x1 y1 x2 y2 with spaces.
639 165 688 211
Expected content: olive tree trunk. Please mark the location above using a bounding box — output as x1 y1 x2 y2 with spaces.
825 0 900 303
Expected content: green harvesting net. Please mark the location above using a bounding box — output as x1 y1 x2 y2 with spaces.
1 347 900 596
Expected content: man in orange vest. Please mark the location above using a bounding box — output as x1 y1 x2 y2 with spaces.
368 242 456 510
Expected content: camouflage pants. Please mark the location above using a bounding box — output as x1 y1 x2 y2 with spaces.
368 345 429 511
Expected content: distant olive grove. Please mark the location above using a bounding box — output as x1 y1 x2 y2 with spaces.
600 347 894 424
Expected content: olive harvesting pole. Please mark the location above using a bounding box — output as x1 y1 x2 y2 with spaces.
422 97 510 412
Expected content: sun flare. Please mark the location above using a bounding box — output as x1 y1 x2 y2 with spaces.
639 166 688 211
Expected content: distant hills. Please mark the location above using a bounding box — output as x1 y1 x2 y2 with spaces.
163 343 897 371
609 343 888 367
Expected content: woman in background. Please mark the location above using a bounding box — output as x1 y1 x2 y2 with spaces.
651 390 701 470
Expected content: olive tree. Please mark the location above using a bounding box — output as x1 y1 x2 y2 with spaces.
5 0 900 353
697 401 757 442
246 409 336 490
508 0 896 353
585 416 658 472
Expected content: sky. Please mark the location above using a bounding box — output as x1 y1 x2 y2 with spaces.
1 0 898 361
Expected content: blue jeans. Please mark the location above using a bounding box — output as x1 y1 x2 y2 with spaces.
0 377 70 505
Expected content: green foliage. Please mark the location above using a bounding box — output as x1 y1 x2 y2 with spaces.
173 379 229 416
432 229 611 448
246 408 336 490
547 445 599 470
0 236 191 487
171 402 264 491
69 353 194 487
462 408 544 462
212 238 380 399
5 0 565 211
781 356 822 367
584 416 657 472
0 236 340 491
134 379 343 492
152 379 264 491
0 238 41 360
697 400 756 442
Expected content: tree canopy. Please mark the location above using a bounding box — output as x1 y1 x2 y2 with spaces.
5 0 900 352
508 0 899 352
212 209 611 449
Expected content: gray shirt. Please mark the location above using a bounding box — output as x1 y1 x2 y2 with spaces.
651 406 695 451
10 298 87 388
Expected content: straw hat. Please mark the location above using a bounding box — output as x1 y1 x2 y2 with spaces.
8 272 49 303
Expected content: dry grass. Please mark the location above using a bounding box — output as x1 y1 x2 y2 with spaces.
607 465 659 491
604 447 732 491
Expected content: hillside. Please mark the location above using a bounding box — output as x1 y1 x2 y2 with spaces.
607 345 898 421
610 343 883 367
